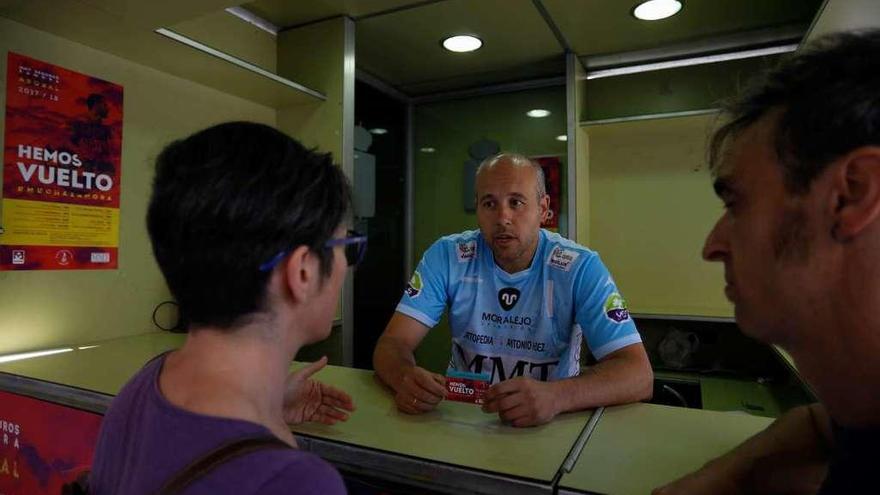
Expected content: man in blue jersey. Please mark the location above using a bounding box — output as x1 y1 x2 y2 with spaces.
374 153 653 427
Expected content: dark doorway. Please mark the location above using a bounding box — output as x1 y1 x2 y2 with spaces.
353 80 407 369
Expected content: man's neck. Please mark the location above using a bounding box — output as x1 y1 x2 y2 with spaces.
787 283 880 429
496 233 541 274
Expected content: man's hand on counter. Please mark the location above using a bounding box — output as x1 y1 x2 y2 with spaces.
482 377 561 427
394 365 447 414
283 356 356 426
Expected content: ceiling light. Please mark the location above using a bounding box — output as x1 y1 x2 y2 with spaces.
442 35 483 53
369 128 388 135
633 0 682 21
556 134 568 142
420 147 436 153
526 109 551 118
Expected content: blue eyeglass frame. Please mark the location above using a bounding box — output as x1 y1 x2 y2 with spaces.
259 230 368 272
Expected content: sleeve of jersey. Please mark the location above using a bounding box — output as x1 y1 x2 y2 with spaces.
573 255 642 361
395 239 449 328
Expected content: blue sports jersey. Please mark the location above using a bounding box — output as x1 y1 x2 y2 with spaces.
397 229 642 384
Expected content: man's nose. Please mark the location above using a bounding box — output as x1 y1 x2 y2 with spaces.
497 204 513 225
702 214 729 262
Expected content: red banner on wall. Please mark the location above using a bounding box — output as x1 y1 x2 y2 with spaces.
1 52 123 270
0 390 102 494
532 156 561 229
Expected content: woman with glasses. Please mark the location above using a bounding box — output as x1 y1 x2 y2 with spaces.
89 122 364 495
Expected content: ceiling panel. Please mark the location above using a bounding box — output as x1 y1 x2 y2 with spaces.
542 0 822 56
78 0 242 29
243 0 426 28
356 0 564 95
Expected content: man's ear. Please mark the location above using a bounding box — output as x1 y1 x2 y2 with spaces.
831 146 880 241
539 193 551 223
282 245 318 304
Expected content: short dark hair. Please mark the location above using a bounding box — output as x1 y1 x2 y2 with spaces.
147 122 351 329
710 30 880 193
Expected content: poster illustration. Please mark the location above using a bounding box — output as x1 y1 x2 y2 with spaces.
0 390 103 494
1 52 123 270
532 155 561 230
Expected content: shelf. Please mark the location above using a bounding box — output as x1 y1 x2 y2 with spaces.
1 1 326 109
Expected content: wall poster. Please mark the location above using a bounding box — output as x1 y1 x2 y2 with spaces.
0 390 102 494
532 155 561 230
1 52 123 270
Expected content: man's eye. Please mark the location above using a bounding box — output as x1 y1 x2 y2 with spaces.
511 200 525 207
482 201 495 208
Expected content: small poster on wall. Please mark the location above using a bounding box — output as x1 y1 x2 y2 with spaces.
1 52 124 270
0 390 102 494
532 155 561 230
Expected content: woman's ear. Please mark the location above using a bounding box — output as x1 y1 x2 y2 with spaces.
831 146 880 241
282 245 318 304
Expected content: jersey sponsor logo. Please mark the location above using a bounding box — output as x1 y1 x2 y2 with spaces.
405 271 423 298
603 292 631 323
457 240 476 262
548 246 580 272
505 337 546 352
453 343 559 383
463 331 496 346
498 287 520 311
481 312 533 327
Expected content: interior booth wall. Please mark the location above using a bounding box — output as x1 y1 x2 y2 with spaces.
579 55 782 319
587 113 730 317
0 17 275 355
276 16 355 366
411 85 567 373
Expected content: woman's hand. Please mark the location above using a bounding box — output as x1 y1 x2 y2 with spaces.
282 356 355 425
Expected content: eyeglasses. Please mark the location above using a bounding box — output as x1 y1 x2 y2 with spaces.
259 230 368 272
327 230 368 267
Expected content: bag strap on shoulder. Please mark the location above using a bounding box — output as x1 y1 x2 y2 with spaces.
156 435 292 495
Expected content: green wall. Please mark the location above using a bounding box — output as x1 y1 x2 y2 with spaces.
277 17 348 162
586 113 732 317
412 85 567 372
277 17 352 364
0 18 275 354
576 56 786 317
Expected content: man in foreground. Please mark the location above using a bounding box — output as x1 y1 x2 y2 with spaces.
656 30 880 494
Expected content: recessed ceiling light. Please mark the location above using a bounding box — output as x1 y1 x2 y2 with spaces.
442 35 483 53
420 147 436 153
526 109 551 118
556 134 568 142
369 128 388 135
633 0 682 21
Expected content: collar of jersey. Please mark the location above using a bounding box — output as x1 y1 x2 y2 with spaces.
489 229 546 283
